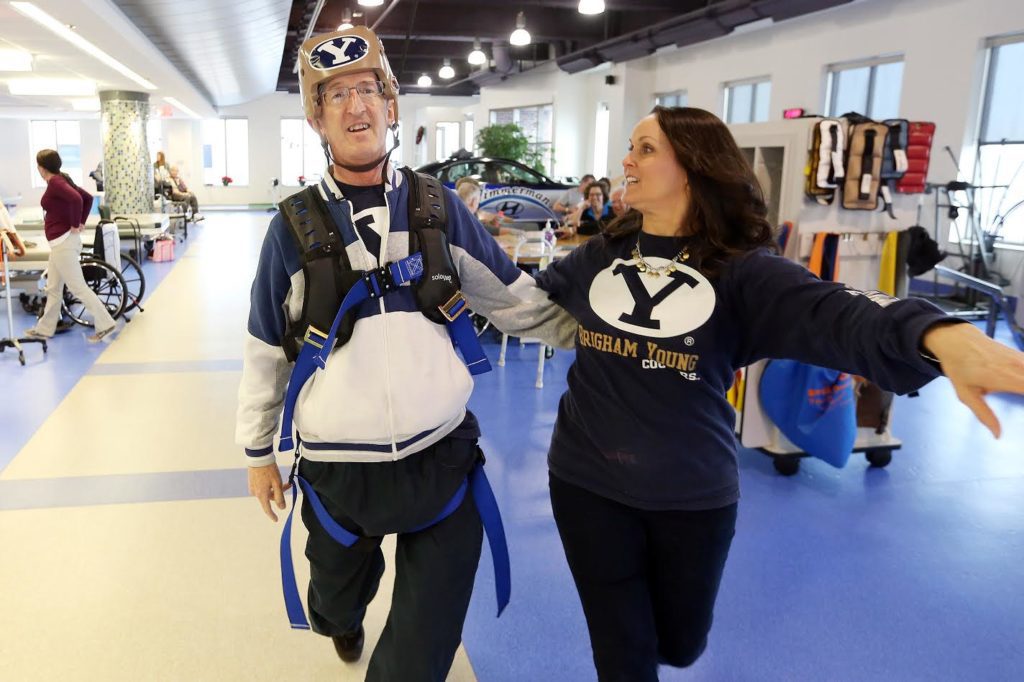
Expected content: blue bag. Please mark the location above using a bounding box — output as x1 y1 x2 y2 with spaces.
759 360 857 468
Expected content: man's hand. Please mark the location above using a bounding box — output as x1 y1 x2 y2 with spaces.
248 463 291 522
923 322 1024 438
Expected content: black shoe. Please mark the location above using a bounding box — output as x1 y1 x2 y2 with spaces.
331 625 364 663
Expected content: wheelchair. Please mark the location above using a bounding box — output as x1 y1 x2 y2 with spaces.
88 218 146 316
62 256 129 327
18 220 143 330
19 254 129 330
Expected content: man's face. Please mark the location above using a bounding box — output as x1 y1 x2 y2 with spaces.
313 69 395 170
579 176 595 193
610 188 627 216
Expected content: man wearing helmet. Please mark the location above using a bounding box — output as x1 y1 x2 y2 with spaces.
236 27 574 680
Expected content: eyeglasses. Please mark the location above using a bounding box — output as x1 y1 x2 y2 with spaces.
320 80 386 106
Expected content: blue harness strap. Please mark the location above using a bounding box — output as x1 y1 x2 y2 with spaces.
280 460 510 629
278 252 490 453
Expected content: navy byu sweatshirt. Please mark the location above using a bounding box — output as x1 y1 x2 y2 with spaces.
536 231 950 511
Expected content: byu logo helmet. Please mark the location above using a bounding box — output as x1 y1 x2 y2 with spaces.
298 26 400 126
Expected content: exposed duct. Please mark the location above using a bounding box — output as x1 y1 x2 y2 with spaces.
556 0 853 74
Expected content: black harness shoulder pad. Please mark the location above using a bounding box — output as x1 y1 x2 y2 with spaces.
278 187 362 361
400 168 462 325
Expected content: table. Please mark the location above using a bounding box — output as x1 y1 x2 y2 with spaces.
495 232 590 266
14 213 171 240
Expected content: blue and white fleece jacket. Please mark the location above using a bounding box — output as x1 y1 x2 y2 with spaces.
236 166 576 466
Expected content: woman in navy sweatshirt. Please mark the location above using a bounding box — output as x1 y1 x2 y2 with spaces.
535 107 1024 681
25 149 118 343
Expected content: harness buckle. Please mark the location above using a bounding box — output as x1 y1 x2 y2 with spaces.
363 266 397 299
439 291 468 322
303 325 327 350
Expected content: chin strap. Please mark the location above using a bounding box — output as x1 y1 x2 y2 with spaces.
322 123 401 182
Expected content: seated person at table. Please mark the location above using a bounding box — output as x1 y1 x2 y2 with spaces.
169 166 204 221
609 185 629 218
456 177 520 236
553 174 595 217
567 181 613 236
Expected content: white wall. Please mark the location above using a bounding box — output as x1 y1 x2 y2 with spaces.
402 96 478 169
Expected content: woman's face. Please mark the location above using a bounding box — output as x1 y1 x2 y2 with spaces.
586 186 604 211
621 114 689 214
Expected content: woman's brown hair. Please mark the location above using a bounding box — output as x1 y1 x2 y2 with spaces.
605 106 776 275
36 149 78 188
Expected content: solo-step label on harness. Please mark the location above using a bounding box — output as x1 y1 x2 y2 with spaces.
860 173 873 196
894 149 909 173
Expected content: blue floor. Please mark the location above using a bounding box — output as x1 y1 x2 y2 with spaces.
463 326 1024 681
2 219 1022 680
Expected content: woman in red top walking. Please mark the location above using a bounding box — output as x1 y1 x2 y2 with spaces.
25 149 118 343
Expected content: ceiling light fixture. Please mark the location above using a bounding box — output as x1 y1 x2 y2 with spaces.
10 2 158 90
8 77 95 96
163 96 201 119
417 73 432 87
578 0 605 14
439 58 455 80
357 0 384 6
467 39 486 66
338 8 354 30
0 47 33 71
509 12 531 47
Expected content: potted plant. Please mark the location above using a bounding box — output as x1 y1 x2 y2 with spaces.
475 123 549 174
298 175 306 187
221 175 233 186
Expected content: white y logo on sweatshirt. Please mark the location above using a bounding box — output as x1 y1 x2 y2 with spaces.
588 258 715 338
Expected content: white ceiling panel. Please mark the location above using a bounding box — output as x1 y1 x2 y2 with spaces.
111 0 291 107
0 0 216 119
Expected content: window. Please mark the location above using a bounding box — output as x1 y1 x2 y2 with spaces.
593 103 610 179
280 119 324 187
29 120 82 188
973 35 1024 245
202 118 249 186
825 56 904 120
724 79 771 124
435 121 461 162
489 103 554 174
655 90 688 108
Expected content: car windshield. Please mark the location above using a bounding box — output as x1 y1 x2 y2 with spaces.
490 161 541 185
442 161 486 184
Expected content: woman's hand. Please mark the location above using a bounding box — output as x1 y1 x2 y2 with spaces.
922 322 1024 438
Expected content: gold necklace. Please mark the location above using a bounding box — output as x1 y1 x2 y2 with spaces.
631 237 689 277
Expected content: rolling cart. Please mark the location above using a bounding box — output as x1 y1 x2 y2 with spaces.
1 229 46 365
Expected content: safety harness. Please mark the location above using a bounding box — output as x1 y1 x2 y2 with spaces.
275 168 510 627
